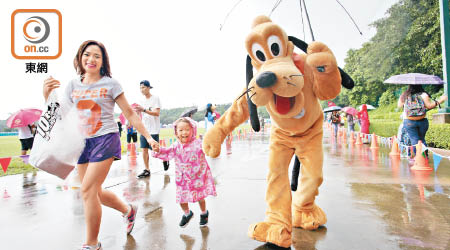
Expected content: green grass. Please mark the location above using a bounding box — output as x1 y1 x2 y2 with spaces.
0 136 22 158
0 136 36 177
365 104 450 149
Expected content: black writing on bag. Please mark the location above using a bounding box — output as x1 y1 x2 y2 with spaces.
36 102 61 141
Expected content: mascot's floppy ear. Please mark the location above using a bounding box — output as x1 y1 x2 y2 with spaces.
246 55 260 132
287 36 355 90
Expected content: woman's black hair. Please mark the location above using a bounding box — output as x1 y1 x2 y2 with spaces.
205 106 213 117
401 84 430 101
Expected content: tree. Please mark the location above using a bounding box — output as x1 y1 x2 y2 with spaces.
342 0 442 107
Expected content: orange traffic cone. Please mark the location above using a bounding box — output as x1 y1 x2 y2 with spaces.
355 132 363 145
128 155 137 165
411 170 431 202
161 139 166 147
390 155 401 178
410 141 431 171
342 129 347 144
349 131 355 144
129 143 136 157
3 189 10 199
389 136 400 156
370 133 379 149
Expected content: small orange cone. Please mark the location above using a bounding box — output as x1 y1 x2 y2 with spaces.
129 143 137 157
128 155 137 166
349 131 355 144
3 189 10 199
389 136 400 156
370 133 379 149
390 155 401 178
411 170 431 202
160 139 166 147
355 132 363 145
342 129 347 144
411 141 432 171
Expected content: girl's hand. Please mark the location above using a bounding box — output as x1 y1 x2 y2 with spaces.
438 95 448 104
150 140 160 152
43 76 60 101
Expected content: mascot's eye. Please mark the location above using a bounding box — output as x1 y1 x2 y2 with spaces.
267 35 283 57
251 43 266 63
256 51 266 61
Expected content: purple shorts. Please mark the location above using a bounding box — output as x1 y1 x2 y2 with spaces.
77 132 121 164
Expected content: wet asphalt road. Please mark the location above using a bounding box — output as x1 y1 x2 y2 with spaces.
1 129 449 250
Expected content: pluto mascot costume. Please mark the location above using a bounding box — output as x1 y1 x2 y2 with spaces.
203 16 353 248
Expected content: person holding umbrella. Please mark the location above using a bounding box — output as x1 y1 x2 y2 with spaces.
346 113 355 132
17 123 35 155
397 84 447 152
330 110 341 137
6 108 42 155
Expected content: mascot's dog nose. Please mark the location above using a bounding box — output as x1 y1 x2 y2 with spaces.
256 71 277 88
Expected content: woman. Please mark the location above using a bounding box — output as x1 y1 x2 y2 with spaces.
43 40 159 250
330 110 340 137
346 113 355 132
398 84 447 150
204 103 216 131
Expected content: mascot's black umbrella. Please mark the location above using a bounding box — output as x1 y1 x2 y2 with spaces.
180 107 198 118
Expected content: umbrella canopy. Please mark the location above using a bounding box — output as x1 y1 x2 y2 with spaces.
384 73 445 85
180 107 198 118
6 108 42 128
120 103 141 124
358 104 376 110
118 113 126 125
342 106 358 116
323 106 342 113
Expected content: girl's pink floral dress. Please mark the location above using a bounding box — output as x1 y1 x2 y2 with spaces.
152 117 216 203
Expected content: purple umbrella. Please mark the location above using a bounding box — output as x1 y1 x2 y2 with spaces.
384 73 445 85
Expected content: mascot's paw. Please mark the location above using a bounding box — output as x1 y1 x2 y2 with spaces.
292 204 327 230
248 222 292 248
202 128 223 158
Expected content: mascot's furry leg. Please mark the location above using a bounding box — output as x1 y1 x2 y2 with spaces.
291 119 327 230
248 129 295 248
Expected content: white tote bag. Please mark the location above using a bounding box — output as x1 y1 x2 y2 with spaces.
30 90 85 179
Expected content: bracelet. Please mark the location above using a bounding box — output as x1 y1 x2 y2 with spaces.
143 108 146 113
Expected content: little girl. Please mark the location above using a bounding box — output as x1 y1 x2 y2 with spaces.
152 117 216 227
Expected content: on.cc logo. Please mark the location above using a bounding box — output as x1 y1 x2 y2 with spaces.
11 9 62 60
23 16 50 44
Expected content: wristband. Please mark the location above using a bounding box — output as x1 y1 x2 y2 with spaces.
143 108 146 113
435 100 441 109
